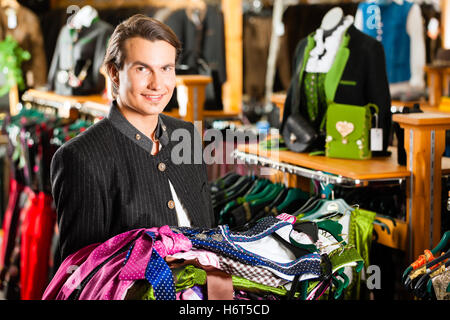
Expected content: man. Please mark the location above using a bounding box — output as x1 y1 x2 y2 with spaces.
50 15 214 268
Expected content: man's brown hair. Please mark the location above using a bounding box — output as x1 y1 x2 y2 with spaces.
103 14 181 96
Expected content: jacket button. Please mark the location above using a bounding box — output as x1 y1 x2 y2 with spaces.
158 162 166 172
167 200 175 209
135 133 141 140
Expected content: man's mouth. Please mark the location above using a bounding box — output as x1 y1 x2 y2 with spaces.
142 93 164 102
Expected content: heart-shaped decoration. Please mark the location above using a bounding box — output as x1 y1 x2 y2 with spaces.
336 121 354 138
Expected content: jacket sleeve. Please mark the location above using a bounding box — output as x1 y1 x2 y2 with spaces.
47 27 63 90
50 144 108 263
365 39 392 152
280 37 308 133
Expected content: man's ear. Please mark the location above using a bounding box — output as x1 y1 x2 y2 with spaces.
107 64 120 87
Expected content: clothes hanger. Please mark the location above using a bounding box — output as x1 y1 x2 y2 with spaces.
405 247 450 293
212 175 252 202
373 219 391 235
217 180 256 224
242 182 276 203
262 187 290 214
271 230 315 260
212 171 240 190
214 178 255 217
316 219 345 243
299 199 353 221
293 196 321 216
231 184 285 227
412 252 450 299
402 231 450 284
244 177 271 196
425 259 450 298
331 271 348 300
289 221 320 254
276 188 310 213
230 187 288 231
249 184 285 207
211 172 241 193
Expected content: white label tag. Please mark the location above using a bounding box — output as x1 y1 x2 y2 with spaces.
6 10 17 29
371 128 383 151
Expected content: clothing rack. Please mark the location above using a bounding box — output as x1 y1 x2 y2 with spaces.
21 90 106 120
232 149 407 187
18 75 215 122
233 111 450 262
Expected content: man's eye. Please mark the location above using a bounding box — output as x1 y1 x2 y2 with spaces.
137 66 147 72
163 66 173 72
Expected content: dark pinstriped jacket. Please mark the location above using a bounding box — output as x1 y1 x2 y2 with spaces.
50 101 214 266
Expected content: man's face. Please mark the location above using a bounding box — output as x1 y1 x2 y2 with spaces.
116 37 176 116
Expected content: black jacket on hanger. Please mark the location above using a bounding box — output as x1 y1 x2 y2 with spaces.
47 19 113 96
281 25 392 152
164 4 226 110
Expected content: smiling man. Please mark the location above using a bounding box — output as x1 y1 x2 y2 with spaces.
50 15 214 269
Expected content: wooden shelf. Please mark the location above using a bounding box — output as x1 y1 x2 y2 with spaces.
24 89 108 105
393 111 450 126
21 88 240 121
237 143 410 182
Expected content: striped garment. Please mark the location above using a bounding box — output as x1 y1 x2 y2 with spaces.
50 101 214 268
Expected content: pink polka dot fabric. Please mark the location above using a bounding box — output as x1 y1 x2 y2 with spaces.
42 226 192 300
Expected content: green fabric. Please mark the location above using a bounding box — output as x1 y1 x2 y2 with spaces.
325 103 378 160
345 208 376 300
232 275 288 297
304 72 327 124
174 264 291 299
259 137 288 151
297 32 351 131
0 35 30 96
173 265 206 292
324 33 350 103
328 245 364 274
124 280 155 300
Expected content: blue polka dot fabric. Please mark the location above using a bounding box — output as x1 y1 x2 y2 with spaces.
145 248 176 300
173 216 322 281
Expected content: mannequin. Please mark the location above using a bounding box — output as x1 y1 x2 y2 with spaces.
47 6 113 96
355 0 426 100
305 8 354 74
0 0 47 88
69 5 99 30
281 7 391 153
320 7 344 36
165 2 226 110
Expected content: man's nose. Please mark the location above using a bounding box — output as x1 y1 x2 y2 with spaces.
148 72 162 90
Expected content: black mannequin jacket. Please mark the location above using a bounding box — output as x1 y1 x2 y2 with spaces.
281 25 392 152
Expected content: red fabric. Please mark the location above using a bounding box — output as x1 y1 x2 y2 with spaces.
20 190 56 300
0 179 25 270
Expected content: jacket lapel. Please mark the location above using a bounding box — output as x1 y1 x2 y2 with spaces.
324 33 350 102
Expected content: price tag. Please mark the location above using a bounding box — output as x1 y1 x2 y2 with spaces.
371 128 383 151
6 9 17 29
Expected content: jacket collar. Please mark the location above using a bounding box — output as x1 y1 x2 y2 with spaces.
107 100 170 154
